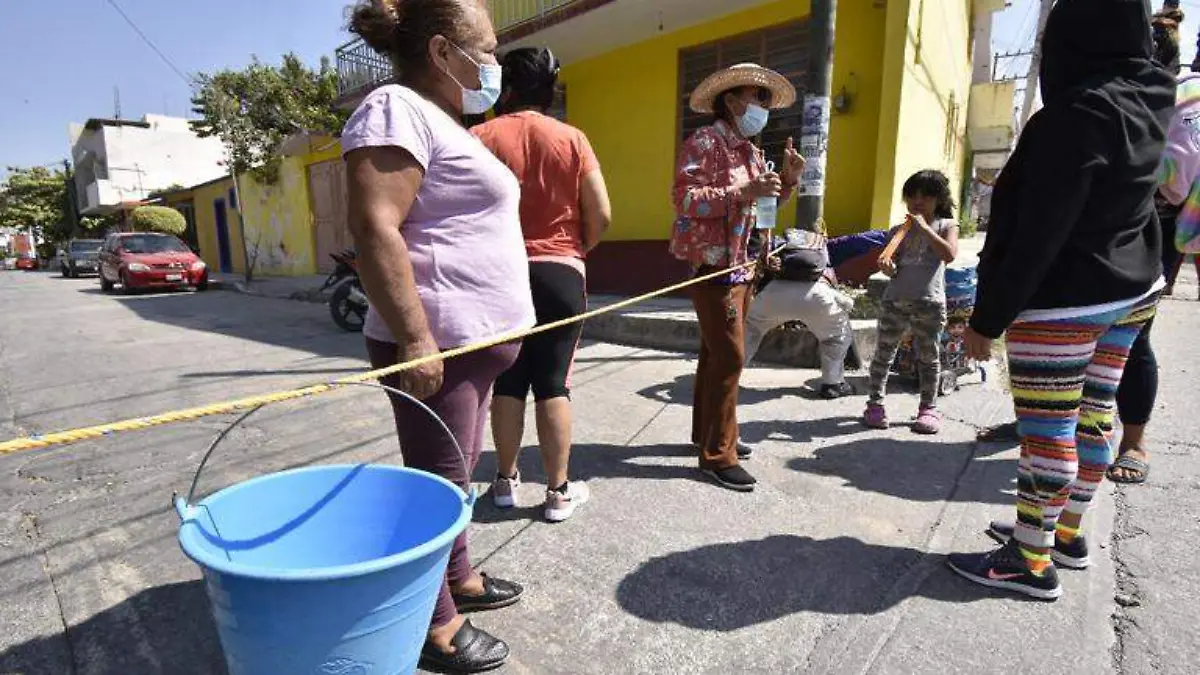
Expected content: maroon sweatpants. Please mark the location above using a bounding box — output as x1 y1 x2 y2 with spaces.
366 338 520 628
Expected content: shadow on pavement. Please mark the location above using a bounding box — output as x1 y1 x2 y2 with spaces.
738 416 864 445
787 438 1016 504
472 443 706 524
616 535 1002 630
638 374 813 407
95 290 364 362
0 580 228 675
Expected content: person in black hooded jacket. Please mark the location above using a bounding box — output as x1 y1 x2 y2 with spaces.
949 0 1176 601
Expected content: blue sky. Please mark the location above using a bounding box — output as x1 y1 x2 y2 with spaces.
992 0 1199 109
1 0 1198 178
0 0 355 177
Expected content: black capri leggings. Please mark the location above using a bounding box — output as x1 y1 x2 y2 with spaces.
1116 211 1175 426
1116 317 1156 426
494 261 587 402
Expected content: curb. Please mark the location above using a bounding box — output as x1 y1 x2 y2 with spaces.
210 279 330 304
582 309 876 370
211 278 875 370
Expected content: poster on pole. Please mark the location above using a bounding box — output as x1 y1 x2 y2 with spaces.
797 96 831 197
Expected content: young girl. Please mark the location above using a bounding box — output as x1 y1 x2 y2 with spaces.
863 170 960 434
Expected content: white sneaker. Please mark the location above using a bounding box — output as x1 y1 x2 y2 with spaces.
544 481 590 523
492 473 520 509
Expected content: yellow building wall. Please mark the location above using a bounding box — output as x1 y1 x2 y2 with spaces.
560 0 888 238
870 0 974 229
238 157 318 277
164 177 245 275
236 136 344 277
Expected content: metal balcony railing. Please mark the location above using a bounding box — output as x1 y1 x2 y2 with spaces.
335 0 588 98
491 0 579 33
336 39 394 99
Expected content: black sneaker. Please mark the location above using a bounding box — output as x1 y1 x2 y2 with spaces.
986 521 1091 570
946 540 1062 600
820 382 856 399
702 465 757 492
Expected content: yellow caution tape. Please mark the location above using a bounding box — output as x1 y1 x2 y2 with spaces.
0 249 779 456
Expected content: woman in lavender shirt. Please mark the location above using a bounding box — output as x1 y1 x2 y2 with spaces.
342 0 535 671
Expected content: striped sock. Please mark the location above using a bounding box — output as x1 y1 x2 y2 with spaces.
1018 545 1052 576
1056 522 1081 543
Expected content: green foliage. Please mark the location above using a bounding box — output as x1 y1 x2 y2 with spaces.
130 206 187 236
190 54 348 184
0 166 72 242
959 217 979 239
79 213 120 233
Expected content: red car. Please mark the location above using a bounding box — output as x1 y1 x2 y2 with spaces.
14 253 39 271
98 232 208 293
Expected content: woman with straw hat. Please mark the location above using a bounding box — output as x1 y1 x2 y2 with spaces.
670 63 804 492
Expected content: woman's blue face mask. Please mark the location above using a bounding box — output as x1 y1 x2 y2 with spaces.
446 42 503 115
737 103 770 137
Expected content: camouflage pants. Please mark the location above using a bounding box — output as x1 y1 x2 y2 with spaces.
868 299 947 408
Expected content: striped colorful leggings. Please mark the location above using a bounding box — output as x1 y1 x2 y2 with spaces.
1006 295 1159 567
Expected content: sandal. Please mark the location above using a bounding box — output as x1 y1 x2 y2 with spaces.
863 404 889 430
977 421 1019 443
912 407 942 435
1107 452 1150 485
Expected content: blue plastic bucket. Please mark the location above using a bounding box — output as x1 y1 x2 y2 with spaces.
174 384 474 675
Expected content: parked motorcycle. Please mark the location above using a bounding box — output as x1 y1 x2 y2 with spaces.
319 250 368 332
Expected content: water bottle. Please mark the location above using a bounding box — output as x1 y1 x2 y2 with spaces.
755 160 778 231
755 196 777 231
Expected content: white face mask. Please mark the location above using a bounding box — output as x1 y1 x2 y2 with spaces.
737 103 770 137
446 42 503 115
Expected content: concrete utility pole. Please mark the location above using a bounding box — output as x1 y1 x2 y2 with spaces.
796 0 837 232
1020 0 1054 127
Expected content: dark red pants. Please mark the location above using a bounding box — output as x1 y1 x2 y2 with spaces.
367 338 519 628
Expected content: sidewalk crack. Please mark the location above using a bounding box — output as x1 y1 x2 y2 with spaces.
22 512 78 675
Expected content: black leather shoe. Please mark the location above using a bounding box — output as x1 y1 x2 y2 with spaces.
452 574 524 612
420 620 509 673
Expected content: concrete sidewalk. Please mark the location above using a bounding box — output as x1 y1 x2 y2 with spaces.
208 273 331 303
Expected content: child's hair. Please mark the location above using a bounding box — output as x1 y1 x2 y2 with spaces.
901 169 956 220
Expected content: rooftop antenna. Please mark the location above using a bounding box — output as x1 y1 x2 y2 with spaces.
114 86 122 120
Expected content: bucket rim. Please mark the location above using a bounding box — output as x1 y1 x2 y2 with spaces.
177 463 472 582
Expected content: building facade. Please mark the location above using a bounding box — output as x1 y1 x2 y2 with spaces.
68 115 227 216
334 0 1002 294
159 134 352 279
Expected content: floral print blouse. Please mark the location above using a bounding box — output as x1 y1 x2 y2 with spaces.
670 119 794 284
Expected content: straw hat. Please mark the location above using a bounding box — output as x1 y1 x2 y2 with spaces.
688 63 797 114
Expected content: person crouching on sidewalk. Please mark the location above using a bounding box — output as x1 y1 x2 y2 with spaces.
670 63 804 492
862 170 960 435
744 227 857 399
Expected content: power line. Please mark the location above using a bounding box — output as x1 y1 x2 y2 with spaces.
102 0 194 86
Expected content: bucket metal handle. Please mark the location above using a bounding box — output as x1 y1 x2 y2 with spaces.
173 381 475 521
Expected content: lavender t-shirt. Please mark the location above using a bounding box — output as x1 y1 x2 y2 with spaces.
342 85 535 349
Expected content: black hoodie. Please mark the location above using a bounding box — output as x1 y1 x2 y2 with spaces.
971 0 1177 339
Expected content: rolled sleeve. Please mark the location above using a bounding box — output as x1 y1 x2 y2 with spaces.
341 86 433 170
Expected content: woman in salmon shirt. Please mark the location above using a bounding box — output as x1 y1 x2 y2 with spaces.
671 63 805 492
473 47 613 523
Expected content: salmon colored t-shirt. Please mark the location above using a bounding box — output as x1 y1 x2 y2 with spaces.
473 111 601 261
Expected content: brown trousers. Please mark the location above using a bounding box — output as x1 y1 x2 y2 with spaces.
690 281 751 470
